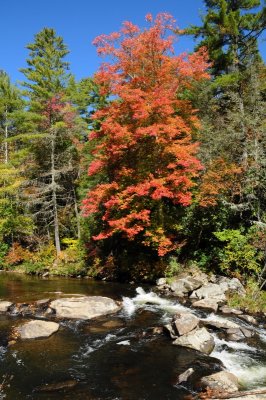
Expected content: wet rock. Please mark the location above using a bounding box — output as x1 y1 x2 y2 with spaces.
102 319 124 329
151 326 164 335
17 320 59 339
35 298 50 308
201 371 239 393
240 327 254 338
164 324 177 339
44 307 54 317
220 305 243 315
203 318 240 331
173 312 200 336
50 296 120 320
226 327 245 341
193 299 218 312
0 301 13 312
190 283 227 303
239 314 258 325
173 327 215 355
176 367 194 384
16 302 35 317
35 379 77 392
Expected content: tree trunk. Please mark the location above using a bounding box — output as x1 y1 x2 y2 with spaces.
51 134 61 255
4 107 8 164
73 188 81 240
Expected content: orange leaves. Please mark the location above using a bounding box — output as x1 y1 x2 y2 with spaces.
83 14 210 256
198 158 242 207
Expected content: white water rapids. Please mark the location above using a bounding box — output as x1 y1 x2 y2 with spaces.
122 287 266 389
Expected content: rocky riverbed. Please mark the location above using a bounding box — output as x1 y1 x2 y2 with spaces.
0 271 265 399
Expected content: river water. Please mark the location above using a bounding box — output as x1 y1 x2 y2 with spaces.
0 272 265 399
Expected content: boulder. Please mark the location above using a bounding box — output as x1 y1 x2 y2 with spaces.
164 324 177 339
173 312 200 336
191 271 209 286
18 320 59 339
218 277 246 296
190 284 226 303
239 314 258 325
50 296 120 320
0 301 13 312
203 318 240 330
156 278 167 286
219 305 243 315
170 277 203 297
173 327 215 355
176 368 194 384
226 328 245 341
193 299 218 312
201 371 239 393
240 327 254 338
35 299 50 308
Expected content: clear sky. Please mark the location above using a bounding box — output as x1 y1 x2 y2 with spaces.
1 0 265 84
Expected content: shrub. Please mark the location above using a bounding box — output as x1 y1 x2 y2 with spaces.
214 229 263 278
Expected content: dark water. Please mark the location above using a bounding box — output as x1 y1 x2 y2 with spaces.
0 272 265 400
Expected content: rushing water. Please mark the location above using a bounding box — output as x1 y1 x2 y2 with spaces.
0 272 265 399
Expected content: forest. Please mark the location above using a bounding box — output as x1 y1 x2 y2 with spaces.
1 0 266 304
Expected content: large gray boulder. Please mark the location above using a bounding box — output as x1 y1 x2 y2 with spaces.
201 371 239 393
203 317 240 330
173 312 200 336
190 283 227 303
170 277 202 297
193 299 218 312
50 296 120 320
18 320 59 339
173 327 215 355
0 301 13 312
217 277 245 296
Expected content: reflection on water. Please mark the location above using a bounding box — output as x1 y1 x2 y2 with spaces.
0 272 265 399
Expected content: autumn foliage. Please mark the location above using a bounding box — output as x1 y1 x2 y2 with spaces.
83 14 209 256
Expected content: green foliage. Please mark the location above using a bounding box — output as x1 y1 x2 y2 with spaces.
214 228 263 277
164 256 181 278
228 278 266 313
20 28 70 101
186 0 265 76
0 243 9 267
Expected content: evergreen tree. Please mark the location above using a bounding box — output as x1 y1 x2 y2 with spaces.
182 1 266 272
21 28 82 255
187 0 266 76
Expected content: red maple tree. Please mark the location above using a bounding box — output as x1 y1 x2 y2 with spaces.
83 13 209 256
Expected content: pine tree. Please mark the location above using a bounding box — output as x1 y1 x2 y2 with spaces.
187 0 266 76
21 28 82 255
182 0 266 272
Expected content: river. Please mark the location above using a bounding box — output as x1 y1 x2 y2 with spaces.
0 272 265 399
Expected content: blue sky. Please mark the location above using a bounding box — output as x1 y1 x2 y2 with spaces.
1 0 265 84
